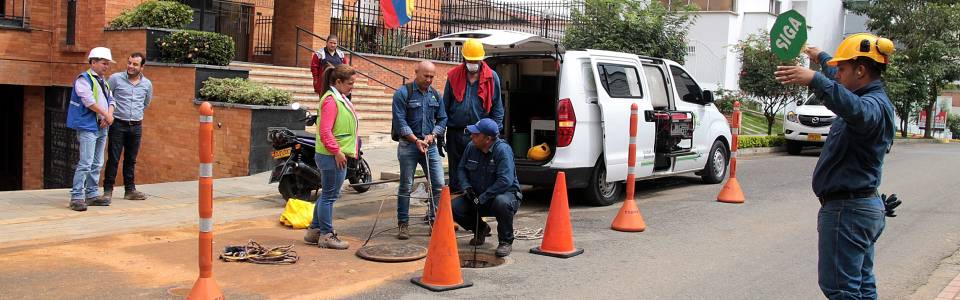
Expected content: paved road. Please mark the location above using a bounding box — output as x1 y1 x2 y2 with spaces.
351 143 960 299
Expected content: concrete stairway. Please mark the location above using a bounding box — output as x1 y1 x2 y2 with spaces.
230 62 395 147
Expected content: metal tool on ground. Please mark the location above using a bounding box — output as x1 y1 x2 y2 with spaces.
530 171 584 258
612 103 647 232
348 174 426 188
220 240 299 265
463 190 482 268
514 227 544 240
717 101 745 203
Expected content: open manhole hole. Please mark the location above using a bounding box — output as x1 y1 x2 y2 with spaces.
459 250 505 268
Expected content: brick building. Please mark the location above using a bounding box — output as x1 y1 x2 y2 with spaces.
0 0 572 191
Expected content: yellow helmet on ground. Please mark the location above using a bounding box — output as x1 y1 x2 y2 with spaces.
462 38 485 61
527 143 551 161
827 33 895 66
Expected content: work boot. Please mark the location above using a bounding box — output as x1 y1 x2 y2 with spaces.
469 223 491 246
397 222 410 240
495 242 513 257
303 228 321 245
103 189 113 202
86 195 111 206
318 232 349 250
124 189 147 200
69 199 87 212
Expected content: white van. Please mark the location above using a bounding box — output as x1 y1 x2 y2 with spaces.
783 94 836 155
405 30 732 206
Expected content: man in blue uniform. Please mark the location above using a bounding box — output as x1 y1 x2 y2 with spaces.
443 39 504 193
452 118 521 257
775 33 896 299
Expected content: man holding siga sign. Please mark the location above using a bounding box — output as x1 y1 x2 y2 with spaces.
773 10 898 300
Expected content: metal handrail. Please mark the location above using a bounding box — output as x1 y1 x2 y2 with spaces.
294 26 407 91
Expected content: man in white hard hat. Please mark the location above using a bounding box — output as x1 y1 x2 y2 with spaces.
66 47 116 211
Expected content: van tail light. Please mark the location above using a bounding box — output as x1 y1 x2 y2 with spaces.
557 98 576 147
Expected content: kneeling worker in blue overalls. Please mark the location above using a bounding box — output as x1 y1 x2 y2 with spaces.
451 118 522 257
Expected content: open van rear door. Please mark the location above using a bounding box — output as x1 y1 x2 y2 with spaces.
587 50 650 182
403 29 564 56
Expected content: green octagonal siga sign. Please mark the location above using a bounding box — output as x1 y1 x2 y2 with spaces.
770 10 807 61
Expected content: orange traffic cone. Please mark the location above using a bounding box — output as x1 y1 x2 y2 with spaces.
530 172 584 258
717 177 745 203
611 193 646 232
411 186 473 292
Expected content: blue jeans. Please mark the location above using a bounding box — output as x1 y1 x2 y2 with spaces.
71 128 108 199
310 153 347 234
397 141 444 223
452 191 521 244
818 197 886 300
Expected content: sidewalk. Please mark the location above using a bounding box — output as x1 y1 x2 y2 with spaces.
0 146 404 247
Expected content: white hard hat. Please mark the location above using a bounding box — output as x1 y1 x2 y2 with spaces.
88 47 115 62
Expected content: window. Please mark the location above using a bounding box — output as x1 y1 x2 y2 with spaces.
644 65 670 108
598 64 643 98
670 66 703 103
769 0 782 15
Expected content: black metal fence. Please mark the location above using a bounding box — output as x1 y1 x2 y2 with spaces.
254 15 272 55
330 0 580 61
178 0 255 61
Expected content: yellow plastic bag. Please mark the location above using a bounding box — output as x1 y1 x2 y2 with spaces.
279 198 314 229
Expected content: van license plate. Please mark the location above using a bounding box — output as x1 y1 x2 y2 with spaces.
808 134 822 142
272 148 292 159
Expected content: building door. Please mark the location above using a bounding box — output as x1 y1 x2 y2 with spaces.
43 87 79 189
0 85 24 191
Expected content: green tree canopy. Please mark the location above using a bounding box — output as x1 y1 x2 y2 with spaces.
563 0 697 64
849 0 960 138
736 31 807 135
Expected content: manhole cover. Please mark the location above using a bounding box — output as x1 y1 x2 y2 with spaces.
459 250 505 268
356 243 427 263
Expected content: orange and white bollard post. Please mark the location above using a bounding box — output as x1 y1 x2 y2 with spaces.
188 102 224 300
717 101 745 204
611 103 647 231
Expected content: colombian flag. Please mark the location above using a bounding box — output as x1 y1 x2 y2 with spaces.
381 0 414 29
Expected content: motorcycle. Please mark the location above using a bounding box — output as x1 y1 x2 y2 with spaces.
267 103 373 201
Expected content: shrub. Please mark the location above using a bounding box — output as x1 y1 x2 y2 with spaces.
109 0 193 29
949 113 960 139
200 78 292 106
738 135 785 149
713 88 742 115
157 30 235 66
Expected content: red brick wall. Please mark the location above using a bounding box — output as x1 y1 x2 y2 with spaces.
272 0 331 67
129 65 253 184
21 87 45 190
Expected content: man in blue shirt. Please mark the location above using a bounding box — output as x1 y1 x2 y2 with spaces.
392 61 447 239
104 52 153 202
776 33 896 299
452 118 521 257
443 39 504 194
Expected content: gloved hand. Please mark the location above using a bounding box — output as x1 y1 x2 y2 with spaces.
464 188 479 205
882 193 902 217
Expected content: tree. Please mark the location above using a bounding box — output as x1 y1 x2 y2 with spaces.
849 1 960 138
564 0 697 64
882 57 927 137
735 31 807 135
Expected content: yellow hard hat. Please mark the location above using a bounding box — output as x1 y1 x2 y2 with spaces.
527 143 551 161
462 38 485 61
827 33 895 66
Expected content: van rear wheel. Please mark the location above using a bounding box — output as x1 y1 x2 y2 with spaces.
582 160 623 206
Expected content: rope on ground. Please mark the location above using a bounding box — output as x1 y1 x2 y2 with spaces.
219 240 299 265
514 227 544 240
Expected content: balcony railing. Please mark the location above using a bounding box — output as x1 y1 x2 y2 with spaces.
0 0 29 28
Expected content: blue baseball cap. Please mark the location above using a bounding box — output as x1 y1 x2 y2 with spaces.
466 118 499 137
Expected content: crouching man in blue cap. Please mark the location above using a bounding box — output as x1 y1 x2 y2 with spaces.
451 118 522 257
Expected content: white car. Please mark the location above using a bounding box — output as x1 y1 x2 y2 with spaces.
405 30 732 206
783 94 837 155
